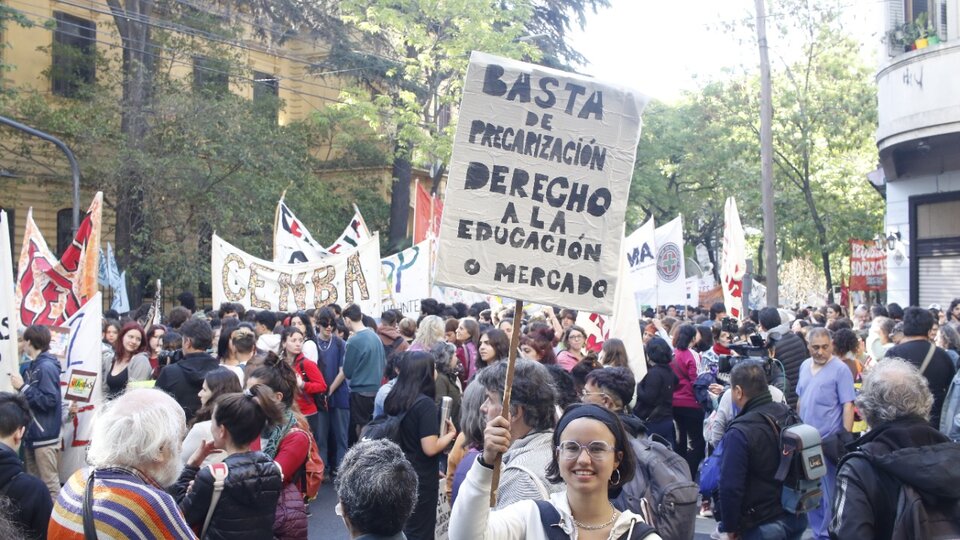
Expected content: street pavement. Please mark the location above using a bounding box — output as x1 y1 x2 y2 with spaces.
308 479 736 540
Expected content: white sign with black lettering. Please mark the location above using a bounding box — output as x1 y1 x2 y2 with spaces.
435 52 646 314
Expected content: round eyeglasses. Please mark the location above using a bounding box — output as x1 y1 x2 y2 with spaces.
557 440 615 461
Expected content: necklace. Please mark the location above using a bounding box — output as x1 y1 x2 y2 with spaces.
317 337 332 352
573 502 619 531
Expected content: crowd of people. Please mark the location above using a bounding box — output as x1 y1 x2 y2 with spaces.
2 292 960 539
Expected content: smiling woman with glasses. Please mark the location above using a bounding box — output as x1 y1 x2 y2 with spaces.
450 403 660 540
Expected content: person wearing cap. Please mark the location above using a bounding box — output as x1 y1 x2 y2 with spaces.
450 403 660 539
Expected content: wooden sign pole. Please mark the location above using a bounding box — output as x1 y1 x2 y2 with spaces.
489 300 525 507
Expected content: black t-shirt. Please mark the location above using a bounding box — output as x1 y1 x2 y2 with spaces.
886 340 956 426
398 395 441 480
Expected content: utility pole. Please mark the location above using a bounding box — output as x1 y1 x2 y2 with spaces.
755 0 778 307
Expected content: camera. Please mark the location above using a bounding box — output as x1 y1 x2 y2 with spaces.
157 349 183 367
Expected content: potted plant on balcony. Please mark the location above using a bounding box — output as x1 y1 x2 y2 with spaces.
886 23 913 52
914 13 930 49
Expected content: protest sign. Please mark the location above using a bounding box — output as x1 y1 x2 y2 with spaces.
624 218 657 311
434 52 646 315
59 292 104 482
381 238 433 316
214 233 381 315
0 210 16 392
722 197 747 319
654 216 686 306
849 239 886 291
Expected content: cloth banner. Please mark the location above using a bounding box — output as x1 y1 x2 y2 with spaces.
611 232 647 382
0 211 17 392
16 193 102 327
624 218 657 311
111 270 130 314
414 183 443 244
381 238 433 316
58 291 104 483
274 199 330 264
849 239 886 291
721 197 746 319
327 205 372 255
214 233 381 315
654 216 686 306
434 52 646 315
685 277 700 308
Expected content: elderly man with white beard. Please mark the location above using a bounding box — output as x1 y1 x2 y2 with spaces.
48 389 197 539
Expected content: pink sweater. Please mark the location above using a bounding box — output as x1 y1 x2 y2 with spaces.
671 348 700 409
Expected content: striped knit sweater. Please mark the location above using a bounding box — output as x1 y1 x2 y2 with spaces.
48 468 197 540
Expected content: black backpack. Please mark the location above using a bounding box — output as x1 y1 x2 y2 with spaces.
360 395 429 443
384 334 405 360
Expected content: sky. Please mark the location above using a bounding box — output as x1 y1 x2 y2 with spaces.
570 0 884 102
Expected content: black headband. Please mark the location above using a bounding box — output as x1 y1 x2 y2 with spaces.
554 403 621 444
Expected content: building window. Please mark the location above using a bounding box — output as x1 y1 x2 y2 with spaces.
52 12 97 98
193 57 229 96
253 71 279 123
56 208 73 257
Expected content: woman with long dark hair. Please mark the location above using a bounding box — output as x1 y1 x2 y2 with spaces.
478 329 510 367
280 326 327 454
181 367 242 466
103 322 152 399
287 312 320 362
144 324 167 379
671 324 704 478
599 338 629 369
519 326 557 365
455 318 481 384
384 351 458 540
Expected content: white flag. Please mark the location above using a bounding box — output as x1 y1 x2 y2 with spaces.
721 197 747 319
654 216 686 306
274 200 330 264
111 270 130 314
623 218 657 312
326 205 372 255
105 243 122 290
612 231 647 384
0 210 17 392
59 291 104 482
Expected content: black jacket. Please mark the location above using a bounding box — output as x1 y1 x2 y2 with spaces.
0 443 52 539
174 451 283 540
156 351 219 421
634 364 677 422
830 417 960 540
720 395 795 533
885 341 956 427
768 329 806 409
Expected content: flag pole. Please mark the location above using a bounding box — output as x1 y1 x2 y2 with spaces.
490 301 524 507
412 178 420 243
273 189 287 263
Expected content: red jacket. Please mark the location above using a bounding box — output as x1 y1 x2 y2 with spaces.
293 354 327 416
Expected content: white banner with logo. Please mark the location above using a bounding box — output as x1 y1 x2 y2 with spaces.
623 218 657 311
381 238 433 316
434 52 647 315
654 216 686 306
215 233 382 315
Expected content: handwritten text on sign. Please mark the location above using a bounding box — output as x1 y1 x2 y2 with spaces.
435 52 646 314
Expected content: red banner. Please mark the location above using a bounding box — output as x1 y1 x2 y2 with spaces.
414 183 442 243
849 239 886 291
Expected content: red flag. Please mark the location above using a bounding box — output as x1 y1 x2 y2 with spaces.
414 183 442 243
16 193 102 326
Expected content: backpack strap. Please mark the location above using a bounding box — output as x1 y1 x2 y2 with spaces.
617 517 658 540
920 342 937 376
534 500 569 540
0 471 23 497
758 413 795 482
201 462 229 539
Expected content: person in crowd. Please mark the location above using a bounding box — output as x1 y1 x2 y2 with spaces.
378 309 410 361
556 325 588 371
145 324 168 379
448 380 486 504
948 298 960 324
219 302 244 320
329 304 386 445
571 355 603 398
433 341 463 432
709 302 727 327
717 361 808 539
216 318 240 362
102 319 121 347
156 318 220 422
634 337 677 445
8 325 62 500
383 350 458 539
445 318 459 344
884 306 956 427
245 357 310 538
826 304 843 323
694 325 717 374
374 351 405 419
279 325 327 451
475 358 561 508
220 323 255 383
48 389 195 539
286 312 319 362
599 338 629 369
478 328 510 367
254 310 277 337
177 291 197 313
759 307 808 409
102 321 152 399
181 367 242 466
174 385 284 539
314 306 350 474
0 392 52 539
833 328 864 381
399 317 418 344
671 324 704 477
450 403 660 539
938 323 960 369
830 358 960 538
866 316 896 368
455 318 481 384
335 439 419 540
497 312 516 337
546 365 579 411
797 327 855 540
706 367 787 450
559 308 578 330
519 326 557 365
167 306 192 331
410 314 446 352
